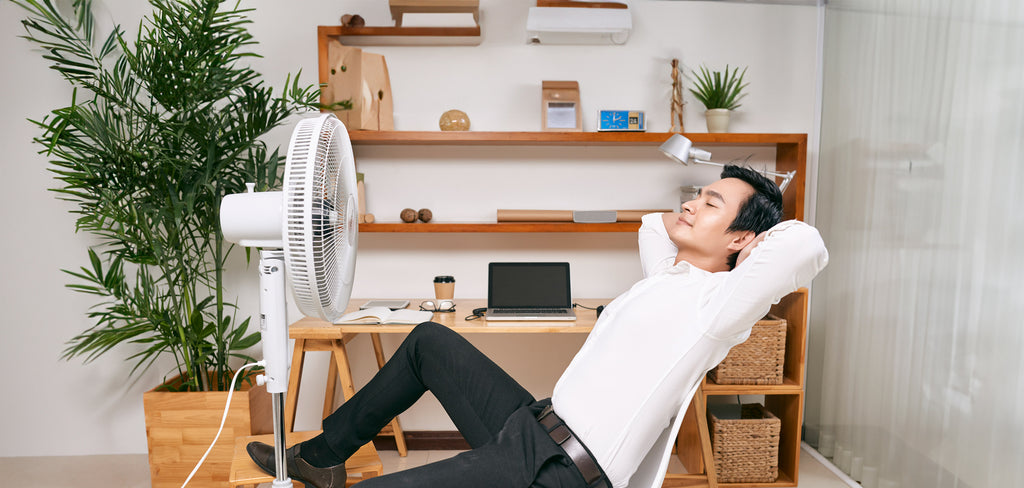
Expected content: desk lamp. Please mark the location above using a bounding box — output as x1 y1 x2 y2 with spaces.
659 134 795 193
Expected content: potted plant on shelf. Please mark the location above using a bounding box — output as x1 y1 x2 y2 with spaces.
14 0 318 485
689 64 749 133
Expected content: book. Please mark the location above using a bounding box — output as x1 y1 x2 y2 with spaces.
334 306 433 325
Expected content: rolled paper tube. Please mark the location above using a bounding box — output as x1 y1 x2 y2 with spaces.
496 209 573 222
616 209 673 222
497 209 672 222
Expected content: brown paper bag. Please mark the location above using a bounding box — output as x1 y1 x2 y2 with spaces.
326 40 394 130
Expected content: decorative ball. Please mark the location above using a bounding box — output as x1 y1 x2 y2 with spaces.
400 208 417 223
439 110 470 131
341 14 366 27
418 208 433 223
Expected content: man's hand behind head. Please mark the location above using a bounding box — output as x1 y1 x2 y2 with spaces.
735 229 768 268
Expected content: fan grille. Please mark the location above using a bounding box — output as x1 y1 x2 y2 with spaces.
283 115 358 321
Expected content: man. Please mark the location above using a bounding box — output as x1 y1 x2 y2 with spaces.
247 165 829 488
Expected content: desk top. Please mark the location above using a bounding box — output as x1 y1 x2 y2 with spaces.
289 298 608 338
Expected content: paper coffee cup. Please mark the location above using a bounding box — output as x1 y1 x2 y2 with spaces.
433 275 455 300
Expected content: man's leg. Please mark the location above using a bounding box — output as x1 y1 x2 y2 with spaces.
317 321 535 461
350 403 588 488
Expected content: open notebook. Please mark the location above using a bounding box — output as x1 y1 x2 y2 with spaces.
334 307 433 325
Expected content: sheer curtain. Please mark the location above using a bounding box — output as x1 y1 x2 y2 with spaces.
807 0 1024 487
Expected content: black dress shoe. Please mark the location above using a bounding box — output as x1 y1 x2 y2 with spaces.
246 441 347 488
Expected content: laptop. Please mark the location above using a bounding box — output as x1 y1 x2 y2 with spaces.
486 262 576 321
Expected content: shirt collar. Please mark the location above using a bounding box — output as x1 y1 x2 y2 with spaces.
670 259 717 277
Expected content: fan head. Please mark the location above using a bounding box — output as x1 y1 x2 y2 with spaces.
283 114 359 322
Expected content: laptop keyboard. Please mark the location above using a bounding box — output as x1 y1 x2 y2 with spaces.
492 308 569 314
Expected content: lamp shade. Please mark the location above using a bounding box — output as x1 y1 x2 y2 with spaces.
659 134 712 165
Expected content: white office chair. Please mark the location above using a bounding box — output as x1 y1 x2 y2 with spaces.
626 383 718 488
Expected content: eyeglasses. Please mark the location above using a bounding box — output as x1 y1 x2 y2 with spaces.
420 300 456 313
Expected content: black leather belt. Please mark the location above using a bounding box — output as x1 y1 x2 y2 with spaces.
537 405 609 488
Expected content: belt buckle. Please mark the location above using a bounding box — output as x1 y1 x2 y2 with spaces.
537 404 554 421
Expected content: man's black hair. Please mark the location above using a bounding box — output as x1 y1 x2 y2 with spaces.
721 165 784 269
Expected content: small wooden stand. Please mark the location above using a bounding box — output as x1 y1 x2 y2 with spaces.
390 0 480 27
325 41 394 131
541 81 582 132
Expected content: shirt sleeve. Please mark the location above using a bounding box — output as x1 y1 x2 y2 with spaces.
700 220 829 341
638 212 679 278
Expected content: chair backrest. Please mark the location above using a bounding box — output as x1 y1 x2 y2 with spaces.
624 383 700 488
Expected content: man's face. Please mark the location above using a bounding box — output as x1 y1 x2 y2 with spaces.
667 177 755 257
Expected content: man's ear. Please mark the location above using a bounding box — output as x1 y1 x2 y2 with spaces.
726 230 756 252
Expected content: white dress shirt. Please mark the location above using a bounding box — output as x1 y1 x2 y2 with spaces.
551 213 828 488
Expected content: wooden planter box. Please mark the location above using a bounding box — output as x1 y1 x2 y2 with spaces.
144 375 272 488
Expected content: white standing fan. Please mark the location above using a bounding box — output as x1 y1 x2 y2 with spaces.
220 113 359 487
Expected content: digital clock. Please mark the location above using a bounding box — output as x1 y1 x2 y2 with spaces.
598 110 646 132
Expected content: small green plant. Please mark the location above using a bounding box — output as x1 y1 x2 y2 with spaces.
689 65 749 111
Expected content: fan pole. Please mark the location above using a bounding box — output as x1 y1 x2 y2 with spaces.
258 249 294 488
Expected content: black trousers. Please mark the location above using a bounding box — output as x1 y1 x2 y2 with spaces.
321 321 590 488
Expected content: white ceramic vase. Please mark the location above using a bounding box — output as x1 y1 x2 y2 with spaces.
705 108 731 133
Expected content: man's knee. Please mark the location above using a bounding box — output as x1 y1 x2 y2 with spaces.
408 321 453 345
403 321 460 361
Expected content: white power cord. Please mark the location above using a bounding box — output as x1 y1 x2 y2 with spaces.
179 360 265 488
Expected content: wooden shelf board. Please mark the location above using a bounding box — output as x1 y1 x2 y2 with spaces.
320 25 481 46
714 471 796 488
359 222 641 233
347 131 806 146
701 378 803 395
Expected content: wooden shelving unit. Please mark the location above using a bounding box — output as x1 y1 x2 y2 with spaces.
674 289 809 488
318 19 811 486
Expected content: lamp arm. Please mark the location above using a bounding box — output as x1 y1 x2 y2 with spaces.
660 135 794 194
692 160 795 194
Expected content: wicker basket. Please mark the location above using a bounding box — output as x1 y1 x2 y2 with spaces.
709 403 781 483
709 315 787 385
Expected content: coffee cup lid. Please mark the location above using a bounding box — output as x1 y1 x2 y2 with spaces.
433 275 455 283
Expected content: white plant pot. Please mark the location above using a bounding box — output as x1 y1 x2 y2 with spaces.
705 109 731 133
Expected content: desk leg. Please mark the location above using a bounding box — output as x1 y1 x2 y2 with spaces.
370 333 408 457
323 355 338 420
331 338 358 398
285 338 306 433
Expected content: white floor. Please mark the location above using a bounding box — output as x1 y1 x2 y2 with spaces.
0 445 853 487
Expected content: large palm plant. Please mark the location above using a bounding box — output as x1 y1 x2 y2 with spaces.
14 0 319 391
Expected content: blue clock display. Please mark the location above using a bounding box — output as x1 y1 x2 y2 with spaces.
599 110 645 131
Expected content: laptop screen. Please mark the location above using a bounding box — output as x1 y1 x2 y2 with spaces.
488 262 571 308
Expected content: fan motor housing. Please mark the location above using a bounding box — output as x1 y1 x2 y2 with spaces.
220 190 285 248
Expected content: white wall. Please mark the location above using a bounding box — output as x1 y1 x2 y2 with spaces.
0 0 818 457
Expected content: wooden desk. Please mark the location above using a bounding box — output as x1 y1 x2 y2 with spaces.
284 299 604 458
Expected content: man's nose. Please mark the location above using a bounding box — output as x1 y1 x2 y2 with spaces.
681 200 696 214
